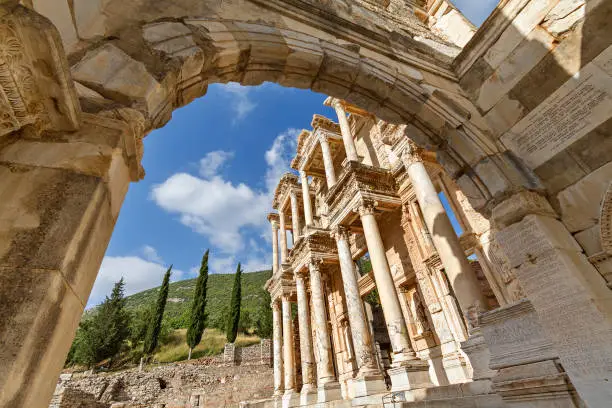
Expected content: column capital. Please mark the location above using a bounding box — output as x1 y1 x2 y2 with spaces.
272 300 281 311
330 97 344 110
308 257 324 272
330 225 350 241
295 268 309 280
401 141 424 167
355 199 377 217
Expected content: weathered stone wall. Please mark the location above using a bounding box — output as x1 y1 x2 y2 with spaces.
53 362 273 408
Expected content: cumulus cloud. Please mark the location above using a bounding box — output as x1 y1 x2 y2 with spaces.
219 83 257 122
264 128 300 193
88 255 182 308
141 245 163 263
199 150 234 179
151 173 269 253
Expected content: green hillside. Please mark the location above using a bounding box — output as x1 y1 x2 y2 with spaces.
123 269 272 331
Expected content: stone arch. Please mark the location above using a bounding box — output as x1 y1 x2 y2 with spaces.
0 3 553 407
64 12 535 214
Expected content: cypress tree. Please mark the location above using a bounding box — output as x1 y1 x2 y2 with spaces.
186 250 210 360
226 263 242 343
70 278 130 367
143 265 172 356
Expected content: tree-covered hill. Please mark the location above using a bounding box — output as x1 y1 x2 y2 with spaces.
117 269 271 331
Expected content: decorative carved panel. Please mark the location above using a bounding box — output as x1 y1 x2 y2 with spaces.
0 5 80 137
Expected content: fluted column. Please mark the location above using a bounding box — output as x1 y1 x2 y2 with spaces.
332 226 380 377
300 171 314 226
279 211 288 263
290 190 301 239
270 219 279 275
331 99 359 162
282 296 296 393
358 201 417 365
295 271 316 392
401 143 487 318
272 300 284 395
319 136 337 188
308 260 337 384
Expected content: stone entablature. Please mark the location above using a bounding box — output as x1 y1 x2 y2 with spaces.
325 161 400 229
289 228 338 274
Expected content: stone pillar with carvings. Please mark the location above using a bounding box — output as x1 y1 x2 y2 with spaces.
269 214 280 275
332 226 387 396
357 201 431 391
290 189 301 239
272 300 284 395
401 142 488 322
319 135 337 188
330 98 359 162
295 270 316 400
279 211 289 263
282 296 296 394
300 170 314 227
493 191 612 407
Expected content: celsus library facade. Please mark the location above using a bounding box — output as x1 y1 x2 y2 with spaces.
0 0 611 407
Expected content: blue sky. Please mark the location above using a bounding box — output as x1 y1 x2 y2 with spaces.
86 2 498 306
88 84 335 306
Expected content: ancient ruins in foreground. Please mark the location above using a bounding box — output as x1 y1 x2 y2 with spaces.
0 0 611 407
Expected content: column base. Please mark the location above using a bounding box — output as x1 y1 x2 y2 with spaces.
388 362 432 392
299 384 317 406
281 390 299 408
316 381 342 403
352 374 387 398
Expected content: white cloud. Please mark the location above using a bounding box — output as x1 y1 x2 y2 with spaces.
264 128 300 193
209 254 269 275
151 173 269 253
141 245 163 263
199 150 234 179
88 256 183 308
219 83 257 121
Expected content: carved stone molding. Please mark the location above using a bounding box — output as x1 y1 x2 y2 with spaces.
356 199 377 217
330 225 350 241
0 4 80 137
600 183 612 255
400 140 424 167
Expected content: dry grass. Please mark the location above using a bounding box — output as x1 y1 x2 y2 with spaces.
154 328 260 362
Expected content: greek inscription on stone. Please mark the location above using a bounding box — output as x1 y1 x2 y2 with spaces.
502 64 612 169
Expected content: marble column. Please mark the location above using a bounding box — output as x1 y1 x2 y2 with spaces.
295 271 316 397
358 202 432 390
270 219 279 275
272 300 284 395
300 171 314 227
308 261 337 385
401 143 487 318
332 227 384 386
319 136 337 188
358 202 416 363
331 99 359 162
282 296 296 393
290 190 301 239
279 211 288 264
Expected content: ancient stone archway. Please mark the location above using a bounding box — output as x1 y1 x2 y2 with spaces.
1 1 612 407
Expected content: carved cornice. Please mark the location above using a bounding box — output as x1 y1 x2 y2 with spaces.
312 114 341 134
0 5 81 137
290 228 338 272
272 172 299 210
325 161 400 228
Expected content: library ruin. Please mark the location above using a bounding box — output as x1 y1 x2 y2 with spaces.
0 0 611 407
